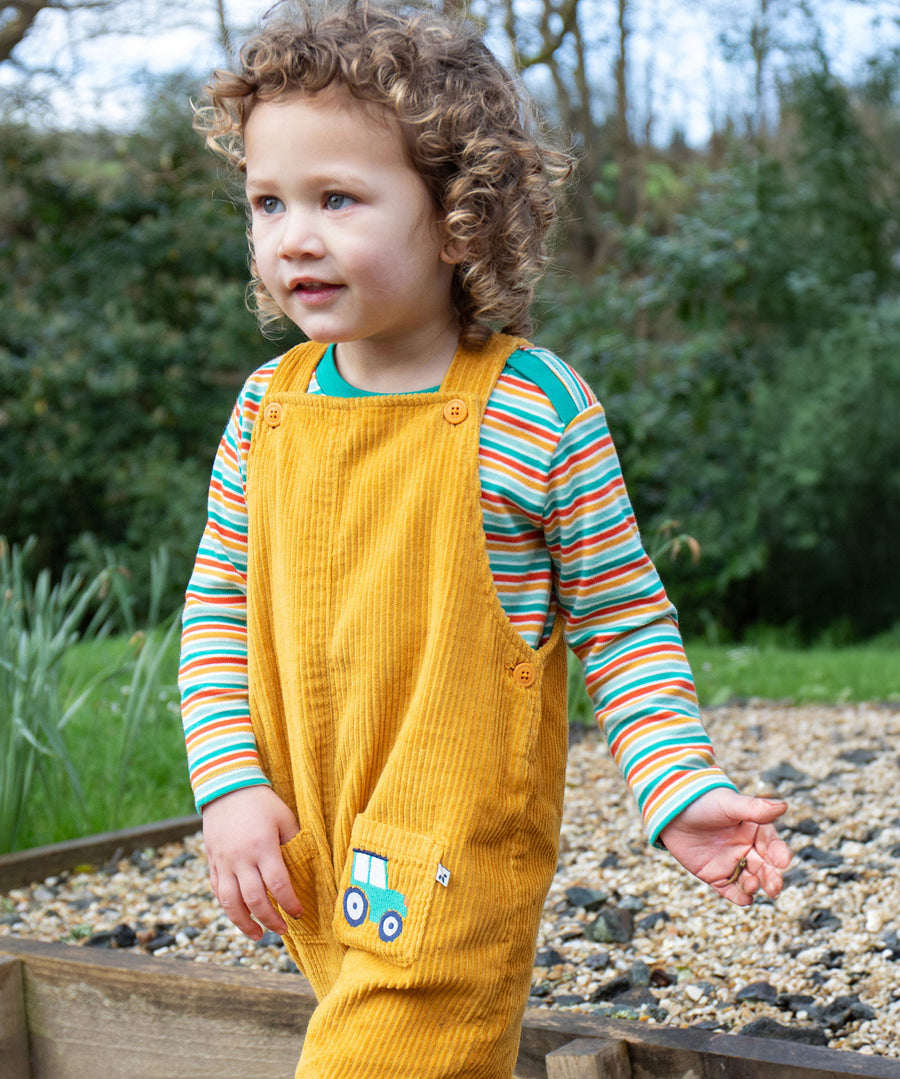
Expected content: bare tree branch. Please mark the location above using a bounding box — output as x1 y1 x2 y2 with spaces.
1 0 54 63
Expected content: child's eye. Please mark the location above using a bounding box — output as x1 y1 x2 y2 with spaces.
324 193 354 211
255 196 284 215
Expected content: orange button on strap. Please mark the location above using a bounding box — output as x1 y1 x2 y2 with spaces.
443 399 468 425
264 402 283 428
512 661 537 688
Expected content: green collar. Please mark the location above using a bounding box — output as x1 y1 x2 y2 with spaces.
316 344 441 398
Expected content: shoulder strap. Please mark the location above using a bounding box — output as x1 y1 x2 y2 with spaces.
267 340 330 395
505 349 581 427
439 333 531 402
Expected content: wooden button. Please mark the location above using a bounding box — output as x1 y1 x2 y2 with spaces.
442 399 468 425
264 402 283 427
512 661 537 688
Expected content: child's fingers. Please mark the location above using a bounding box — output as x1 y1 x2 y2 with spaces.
741 796 788 825
238 867 295 937
216 870 268 940
261 852 303 920
757 828 793 869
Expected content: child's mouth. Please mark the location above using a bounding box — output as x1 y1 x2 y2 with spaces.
292 281 342 303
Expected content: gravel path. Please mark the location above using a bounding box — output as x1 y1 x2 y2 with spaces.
2 703 899 1057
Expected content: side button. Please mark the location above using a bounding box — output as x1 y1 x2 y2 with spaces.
512 661 537 688
443 399 468 425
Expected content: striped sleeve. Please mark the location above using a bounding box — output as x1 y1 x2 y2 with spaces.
178 361 278 810
545 396 736 844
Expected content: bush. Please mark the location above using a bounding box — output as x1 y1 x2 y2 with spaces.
536 65 900 638
0 76 275 623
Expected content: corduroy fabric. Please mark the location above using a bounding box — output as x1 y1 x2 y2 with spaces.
246 333 569 1078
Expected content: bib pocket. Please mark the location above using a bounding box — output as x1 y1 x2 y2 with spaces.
279 827 333 943
333 815 444 968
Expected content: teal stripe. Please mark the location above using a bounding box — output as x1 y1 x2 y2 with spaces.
507 349 581 426
195 775 270 810
182 612 246 630
183 709 249 736
645 779 738 848
190 740 258 768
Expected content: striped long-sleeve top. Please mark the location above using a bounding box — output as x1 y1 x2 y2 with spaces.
179 343 734 844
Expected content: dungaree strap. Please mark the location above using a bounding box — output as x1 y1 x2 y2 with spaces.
439 334 530 402
265 334 528 401
267 340 330 396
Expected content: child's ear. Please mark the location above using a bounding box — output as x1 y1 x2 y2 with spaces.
440 235 468 266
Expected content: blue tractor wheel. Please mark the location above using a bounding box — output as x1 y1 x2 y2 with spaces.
343 887 368 927
378 910 404 942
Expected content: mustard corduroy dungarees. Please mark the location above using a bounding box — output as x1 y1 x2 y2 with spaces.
246 333 569 1078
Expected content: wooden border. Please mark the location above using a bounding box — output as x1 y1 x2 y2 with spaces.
1 938 899 1079
0 816 201 891
3 823 900 1078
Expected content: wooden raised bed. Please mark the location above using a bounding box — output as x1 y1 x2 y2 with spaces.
3 821 900 1079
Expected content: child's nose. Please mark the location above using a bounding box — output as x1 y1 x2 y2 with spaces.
277 212 326 260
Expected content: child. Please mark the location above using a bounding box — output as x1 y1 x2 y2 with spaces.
180 3 791 1076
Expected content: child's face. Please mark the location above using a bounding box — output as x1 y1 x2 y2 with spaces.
244 89 460 366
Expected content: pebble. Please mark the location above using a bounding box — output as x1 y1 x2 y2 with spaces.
1 702 899 1058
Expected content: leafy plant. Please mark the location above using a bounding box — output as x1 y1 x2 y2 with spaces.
0 538 190 852
0 538 110 850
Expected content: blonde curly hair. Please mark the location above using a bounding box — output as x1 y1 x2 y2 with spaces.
195 1 572 347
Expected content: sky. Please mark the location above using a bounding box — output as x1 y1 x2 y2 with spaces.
3 0 900 143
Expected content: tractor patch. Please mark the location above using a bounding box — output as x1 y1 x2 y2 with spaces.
342 848 408 942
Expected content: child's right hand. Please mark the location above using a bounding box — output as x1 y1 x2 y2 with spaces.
201 786 303 940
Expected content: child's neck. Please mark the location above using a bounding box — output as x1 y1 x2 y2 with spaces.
333 326 461 394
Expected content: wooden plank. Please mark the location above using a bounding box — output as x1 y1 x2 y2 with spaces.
0 816 201 891
0 937 315 1079
519 1008 900 1079
546 1037 631 1079
0 956 30 1079
3 939 900 1079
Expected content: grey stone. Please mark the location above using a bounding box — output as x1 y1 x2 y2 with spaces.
739 1017 828 1046
801 907 842 931
637 910 671 931
583 950 610 970
564 886 607 911
736 980 778 1004
586 906 634 944
629 960 652 987
798 845 843 867
145 931 176 952
822 994 876 1029
760 762 809 786
589 975 631 1002
838 748 878 765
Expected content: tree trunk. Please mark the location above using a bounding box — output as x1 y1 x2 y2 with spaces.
614 0 637 223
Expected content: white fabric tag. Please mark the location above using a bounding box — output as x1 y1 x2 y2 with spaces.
435 863 451 887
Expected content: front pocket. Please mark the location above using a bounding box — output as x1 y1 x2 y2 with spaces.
333 815 444 968
279 827 332 942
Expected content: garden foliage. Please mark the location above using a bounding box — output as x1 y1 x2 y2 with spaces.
1 68 899 638
540 67 900 636
0 76 276 619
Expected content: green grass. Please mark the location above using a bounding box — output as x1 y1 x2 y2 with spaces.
1 539 195 853
8 631 195 853
686 639 900 707
568 630 900 725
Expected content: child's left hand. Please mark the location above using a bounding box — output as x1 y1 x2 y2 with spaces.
659 788 792 906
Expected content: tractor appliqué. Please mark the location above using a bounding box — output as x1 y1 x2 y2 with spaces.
342 848 407 942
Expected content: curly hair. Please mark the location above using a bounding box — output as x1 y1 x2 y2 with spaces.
194 0 572 347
